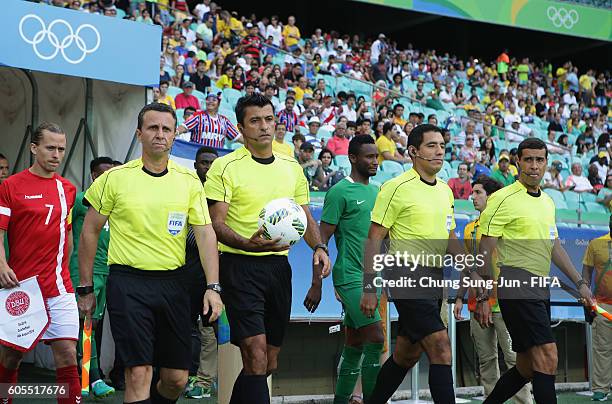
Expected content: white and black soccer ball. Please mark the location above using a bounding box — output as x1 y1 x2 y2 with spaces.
258 198 308 246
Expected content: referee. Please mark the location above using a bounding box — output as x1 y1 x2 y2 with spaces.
475 138 593 404
361 124 458 404
205 94 330 403
77 103 223 404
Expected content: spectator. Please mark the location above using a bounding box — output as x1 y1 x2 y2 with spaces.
576 127 597 155
240 23 262 60
175 81 201 110
490 153 516 187
542 160 567 191
215 65 234 89
171 64 186 88
459 134 478 164
294 76 313 102
479 137 496 166
376 122 409 165
472 151 492 178
507 116 532 142
197 16 215 47
297 142 323 190
326 123 349 156
272 122 292 157
190 60 212 93
292 133 306 160
158 81 176 109
0 154 8 184
392 104 406 127
592 151 609 184
339 94 357 123
455 120 477 147
564 163 593 193
159 56 170 83
314 149 340 191
370 33 387 65
266 15 283 47
277 97 299 133
282 16 301 51
448 163 472 200
177 93 241 147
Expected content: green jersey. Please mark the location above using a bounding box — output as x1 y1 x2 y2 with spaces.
69 191 110 277
321 177 378 286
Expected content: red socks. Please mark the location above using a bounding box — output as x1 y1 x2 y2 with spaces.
0 362 18 404
56 365 81 404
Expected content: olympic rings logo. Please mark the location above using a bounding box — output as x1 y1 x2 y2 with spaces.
546 6 579 29
19 14 101 64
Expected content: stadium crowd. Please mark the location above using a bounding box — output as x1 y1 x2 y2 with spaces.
37 0 612 193
1 1 611 403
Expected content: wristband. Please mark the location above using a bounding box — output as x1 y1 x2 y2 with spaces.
575 279 589 289
313 243 329 255
206 283 222 294
76 285 94 296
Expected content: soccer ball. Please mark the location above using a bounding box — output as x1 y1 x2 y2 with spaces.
258 198 308 246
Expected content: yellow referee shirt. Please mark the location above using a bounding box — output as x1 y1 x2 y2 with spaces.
371 168 455 265
205 146 309 256
479 181 557 277
84 159 211 271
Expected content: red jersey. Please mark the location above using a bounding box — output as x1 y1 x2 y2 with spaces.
0 170 76 298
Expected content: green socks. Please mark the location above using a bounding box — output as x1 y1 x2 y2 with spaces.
334 345 363 403
361 343 383 400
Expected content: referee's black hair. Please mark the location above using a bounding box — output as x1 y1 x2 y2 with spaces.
31 122 64 145
407 123 442 149
235 94 275 126
90 156 114 174
348 134 375 156
517 137 548 159
137 102 177 130
471 175 503 196
195 146 218 160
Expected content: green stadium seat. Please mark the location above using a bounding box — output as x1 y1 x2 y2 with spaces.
403 163 413 171
381 160 404 177
454 199 476 214
544 189 564 206
585 202 608 213
370 179 382 189
164 67 175 77
167 86 182 98
438 169 449 181
581 192 597 203
371 170 393 184
564 191 581 206
450 160 462 169
334 155 351 176
556 209 579 223
222 88 242 106
116 8 126 19
581 211 609 226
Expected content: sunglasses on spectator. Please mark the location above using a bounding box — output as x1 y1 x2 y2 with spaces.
466 137 474 140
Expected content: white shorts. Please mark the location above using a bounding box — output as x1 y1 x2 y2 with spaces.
40 293 79 342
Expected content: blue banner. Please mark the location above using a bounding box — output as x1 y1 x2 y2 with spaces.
1 0 161 86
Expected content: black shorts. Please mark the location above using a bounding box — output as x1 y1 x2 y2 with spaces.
498 298 554 353
394 299 446 344
220 253 292 347
107 265 192 369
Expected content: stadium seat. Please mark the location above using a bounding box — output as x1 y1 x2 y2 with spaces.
222 88 243 106
543 189 564 206
450 160 462 170
371 170 393 184
564 191 581 206
454 199 476 214
403 163 413 171
438 169 449 181
334 155 351 176
381 160 404 177
581 211 609 226
167 86 182 98
176 108 185 125
556 209 579 223
584 202 608 213
164 67 175 77
116 8 126 19
581 192 597 203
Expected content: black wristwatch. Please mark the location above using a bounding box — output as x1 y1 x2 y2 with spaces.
206 283 222 294
76 285 94 296
576 279 589 289
314 243 329 255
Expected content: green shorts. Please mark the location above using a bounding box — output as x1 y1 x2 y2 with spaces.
335 283 381 329
71 273 108 321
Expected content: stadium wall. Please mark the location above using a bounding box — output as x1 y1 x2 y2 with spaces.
0 67 145 189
